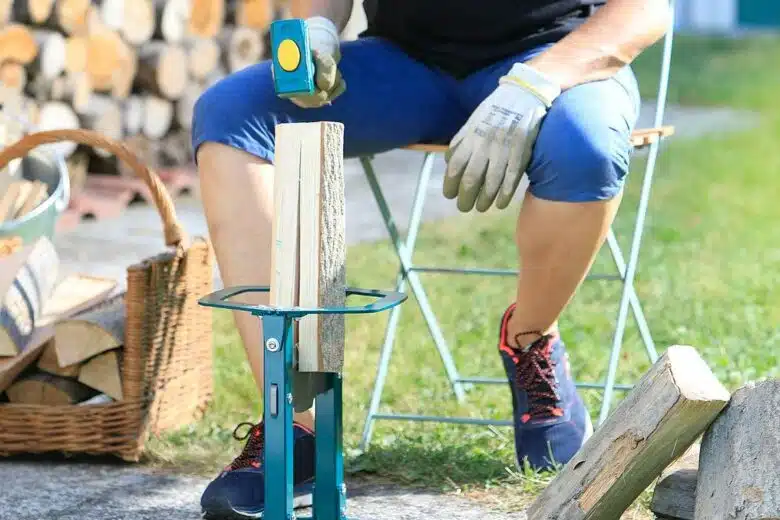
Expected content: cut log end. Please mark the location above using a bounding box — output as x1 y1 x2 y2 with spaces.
53 297 125 367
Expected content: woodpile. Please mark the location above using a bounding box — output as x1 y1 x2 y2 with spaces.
0 0 277 197
0 235 125 405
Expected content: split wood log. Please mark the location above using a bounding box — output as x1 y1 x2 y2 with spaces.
79 95 123 155
53 295 125 367
142 95 174 139
292 122 346 373
35 101 80 157
186 37 220 80
78 349 122 400
0 62 27 99
174 83 203 130
650 444 699 520
695 379 780 520
38 274 119 327
0 24 38 65
37 340 80 377
0 237 59 356
220 26 264 72
123 96 145 136
6 371 98 404
13 0 56 25
188 0 225 39
230 0 273 29
16 181 48 218
0 326 52 393
0 180 32 222
85 28 129 92
154 0 191 43
527 345 731 520
51 0 92 35
135 41 188 100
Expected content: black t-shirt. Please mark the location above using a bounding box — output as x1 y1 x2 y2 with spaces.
360 0 605 78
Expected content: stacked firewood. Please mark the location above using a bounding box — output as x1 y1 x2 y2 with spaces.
0 0 275 196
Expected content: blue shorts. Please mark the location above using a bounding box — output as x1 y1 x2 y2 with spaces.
192 37 641 203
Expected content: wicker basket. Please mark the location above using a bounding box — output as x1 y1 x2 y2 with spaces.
0 129 214 461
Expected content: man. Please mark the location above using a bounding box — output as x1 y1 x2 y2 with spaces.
191 0 671 517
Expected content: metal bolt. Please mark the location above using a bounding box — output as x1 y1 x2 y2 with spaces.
287 393 293 404
266 338 280 352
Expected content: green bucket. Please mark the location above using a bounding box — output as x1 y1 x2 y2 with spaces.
0 148 70 243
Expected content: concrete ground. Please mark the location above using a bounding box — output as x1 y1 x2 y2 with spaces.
0 101 759 519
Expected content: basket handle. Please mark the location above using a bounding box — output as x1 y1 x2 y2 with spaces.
0 128 187 247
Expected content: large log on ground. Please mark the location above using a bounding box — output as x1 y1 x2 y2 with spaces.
276 122 346 373
53 295 125 367
6 371 98 404
0 237 59 357
220 26 264 72
527 345 731 520
650 444 699 520
188 0 225 38
12 0 56 24
0 24 38 65
135 41 188 100
695 379 780 520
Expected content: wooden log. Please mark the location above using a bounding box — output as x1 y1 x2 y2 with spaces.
0 237 59 357
39 274 119 327
12 0 56 25
154 0 191 43
0 0 12 25
123 96 145 136
79 95 123 154
142 95 174 140
51 0 92 36
220 26 264 72
0 326 52 393
6 371 98 405
174 82 203 130
30 30 66 81
0 24 39 65
35 101 80 157
230 0 272 29
50 72 92 114
0 62 27 99
0 180 33 222
527 345 731 520
64 35 87 74
188 0 225 39
99 0 155 45
186 37 220 80
85 28 127 92
53 296 125 367
695 379 780 520
650 444 699 520
111 42 138 100
135 41 188 100
77 349 122 400
37 340 80 377
273 122 346 373
16 180 48 219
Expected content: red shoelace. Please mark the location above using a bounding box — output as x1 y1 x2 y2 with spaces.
226 422 264 471
512 332 563 422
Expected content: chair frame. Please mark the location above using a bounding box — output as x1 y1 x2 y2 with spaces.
358 2 677 451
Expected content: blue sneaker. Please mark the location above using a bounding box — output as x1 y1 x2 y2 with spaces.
497 303 593 471
200 421 315 519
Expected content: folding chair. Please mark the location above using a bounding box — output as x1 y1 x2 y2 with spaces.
358 2 678 451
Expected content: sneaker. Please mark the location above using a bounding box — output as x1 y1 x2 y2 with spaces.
497 303 593 471
200 421 316 519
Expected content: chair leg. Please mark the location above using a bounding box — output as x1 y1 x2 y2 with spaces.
359 154 467 450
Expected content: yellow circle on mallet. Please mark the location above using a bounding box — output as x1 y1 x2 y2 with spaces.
277 39 301 72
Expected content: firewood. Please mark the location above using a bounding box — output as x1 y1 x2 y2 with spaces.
118 133 160 177
39 274 119 327
0 237 59 356
37 341 80 377
154 0 191 43
0 180 32 223
135 41 188 100
220 26 264 72
35 101 80 157
0 326 52 393
49 72 92 113
123 96 144 136
15 180 48 219
188 0 225 39
0 24 38 65
174 82 203 130
98 0 155 45
30 30 66 82
527 345 731 520
53 295 125 367
6 371 98 405
110 43 137 100
186 37 220 80
142 95 174 139
51 0 92 35
77 349 122 400
79 94 123 155
230 0 272 29
0 62 27 99
650 444 700 520
0 0 12 25
12 0 56 24
85 28 127 92
202 66 226 88
64 35 87 74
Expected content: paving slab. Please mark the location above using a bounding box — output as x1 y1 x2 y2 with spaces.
0 460 525 520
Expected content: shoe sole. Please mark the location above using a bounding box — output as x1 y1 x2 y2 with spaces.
201 487 313 519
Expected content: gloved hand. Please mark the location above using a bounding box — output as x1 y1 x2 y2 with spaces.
443 62 561 212
287 16 346 109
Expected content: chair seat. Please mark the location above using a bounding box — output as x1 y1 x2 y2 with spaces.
404 126 675 154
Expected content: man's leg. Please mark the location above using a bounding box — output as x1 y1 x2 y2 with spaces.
460 57 640 469
192 36 465 518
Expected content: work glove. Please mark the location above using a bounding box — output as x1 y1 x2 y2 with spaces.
443 62 561 212
288 16 346 109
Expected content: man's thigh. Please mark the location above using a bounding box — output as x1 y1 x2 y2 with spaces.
459 51 641 203
192 37 466 163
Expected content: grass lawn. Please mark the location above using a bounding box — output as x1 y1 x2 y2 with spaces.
146 34 780 516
